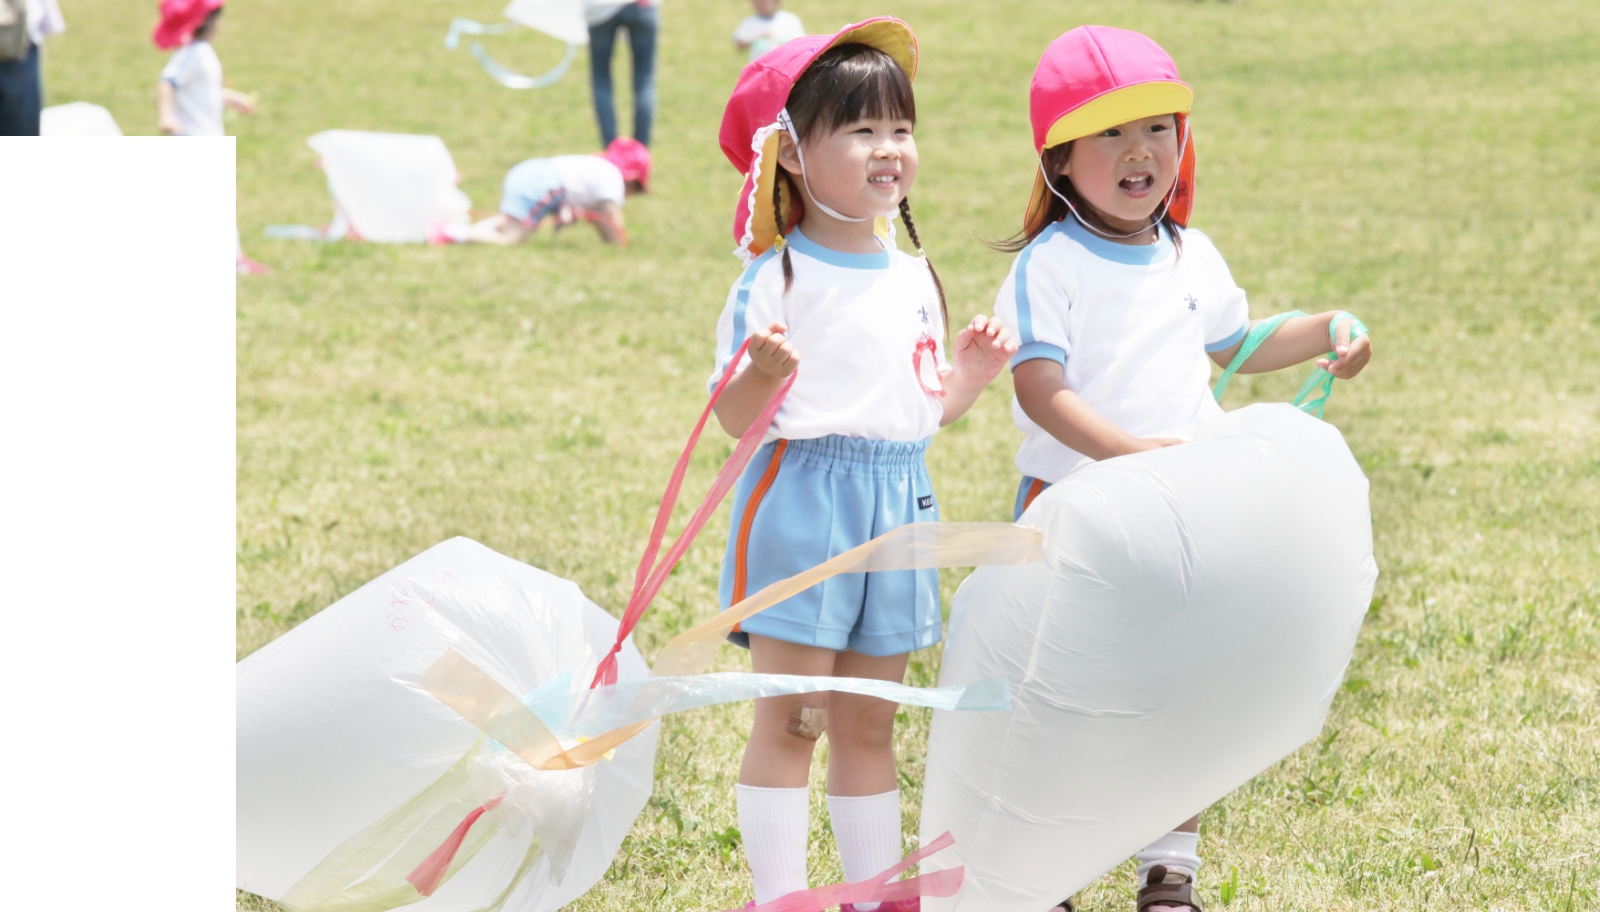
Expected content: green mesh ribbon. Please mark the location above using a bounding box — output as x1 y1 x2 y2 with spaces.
1212 311 1369 418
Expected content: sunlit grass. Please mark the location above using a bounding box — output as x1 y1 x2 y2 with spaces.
44 0 1600 908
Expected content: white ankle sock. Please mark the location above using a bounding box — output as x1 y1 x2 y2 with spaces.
441 222 469 242
1135 829 1202 885
737 784 811 904
827 790 903 911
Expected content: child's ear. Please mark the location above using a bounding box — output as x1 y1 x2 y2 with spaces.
775 131 803 176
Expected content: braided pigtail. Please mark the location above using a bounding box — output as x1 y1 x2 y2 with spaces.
774 171 795 293
898 197 948 341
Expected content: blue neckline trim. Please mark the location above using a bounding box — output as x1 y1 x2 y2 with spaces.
785 228 890 270
1061 217 1174 267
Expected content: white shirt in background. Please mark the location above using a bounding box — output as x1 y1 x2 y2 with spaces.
550 155 626 209
994 219 1252 482
710 228 949 445
160 40 224 136
25 0 66 45
733 10 805 62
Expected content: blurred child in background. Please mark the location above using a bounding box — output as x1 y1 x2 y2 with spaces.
153 0 265 273
431 137 651 248
154 0 253 137
733 0 804 63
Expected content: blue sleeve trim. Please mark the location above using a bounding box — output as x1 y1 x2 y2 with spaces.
730 247 777 362
1205 321 1249 352
1012 222 1066 347
1008 341 1067 370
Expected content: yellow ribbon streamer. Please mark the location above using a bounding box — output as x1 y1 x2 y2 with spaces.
422 522 1042 770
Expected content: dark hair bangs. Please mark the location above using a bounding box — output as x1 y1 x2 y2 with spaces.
786 44 915 142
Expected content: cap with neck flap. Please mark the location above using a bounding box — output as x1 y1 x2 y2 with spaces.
718 17 918 262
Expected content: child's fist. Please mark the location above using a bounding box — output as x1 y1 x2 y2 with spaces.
949 314 1019 383
1317 316 1372 379
748 322 799 379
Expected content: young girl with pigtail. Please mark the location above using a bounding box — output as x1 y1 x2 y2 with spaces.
711 19 1017 910
993 26 1373 912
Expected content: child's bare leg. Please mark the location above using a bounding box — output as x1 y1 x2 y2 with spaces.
826 650 910 909
825 651 908 796
741 635 836 785
739 635 835 904
461 214 530 246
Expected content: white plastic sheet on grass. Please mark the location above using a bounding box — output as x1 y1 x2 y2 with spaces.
920 404 1378 911
237 537 657 912
40 102 122 136
301 130 472 243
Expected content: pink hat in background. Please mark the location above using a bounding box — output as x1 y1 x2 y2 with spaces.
718 17 918 261
152 0 224 51
1025 26 1197 233
600 137 652 191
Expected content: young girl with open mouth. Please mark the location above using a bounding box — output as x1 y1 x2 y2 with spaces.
993 26 1373 912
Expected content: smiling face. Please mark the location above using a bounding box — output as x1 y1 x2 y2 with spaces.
778 115 918 223
1056 114 1180 234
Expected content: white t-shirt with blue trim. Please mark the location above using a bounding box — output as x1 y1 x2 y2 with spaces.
160 40 224 137
709 228 948 445
994 219 1251 482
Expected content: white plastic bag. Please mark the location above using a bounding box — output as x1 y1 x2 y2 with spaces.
237 537 657 912
304 130 472 243
503 0 588 45
40 102 122 136
920 404 1377 911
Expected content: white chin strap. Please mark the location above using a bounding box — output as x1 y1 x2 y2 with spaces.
778 108 893 224
1041 118 1190 240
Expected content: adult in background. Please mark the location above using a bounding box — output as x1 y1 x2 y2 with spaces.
0 0 65 136
585 0 658 149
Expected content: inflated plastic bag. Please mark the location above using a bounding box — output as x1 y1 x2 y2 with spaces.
920 404 1378 911
237 537 657 912
301 130 472 243
40 102 122 136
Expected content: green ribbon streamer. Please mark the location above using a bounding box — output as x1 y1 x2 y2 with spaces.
1212 310 1369 418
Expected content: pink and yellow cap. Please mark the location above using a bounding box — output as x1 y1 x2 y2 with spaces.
1025 26 1197 234
719 17 918 261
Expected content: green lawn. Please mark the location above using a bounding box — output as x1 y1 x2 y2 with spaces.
44 0 1600 908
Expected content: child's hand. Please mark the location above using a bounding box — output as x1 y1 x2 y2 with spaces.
748 322 799 379
158 114 180 135
948 314 1019 384
223 88 257 114
1316 316 1372 379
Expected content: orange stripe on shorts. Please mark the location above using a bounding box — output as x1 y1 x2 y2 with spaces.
1023 477 1046 513
731 439 788 631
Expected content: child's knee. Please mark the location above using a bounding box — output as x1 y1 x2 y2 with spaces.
787 703 828 741
827 697 896 751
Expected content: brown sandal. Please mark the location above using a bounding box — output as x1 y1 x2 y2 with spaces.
1048 900 1075 912
1136 865 1204 911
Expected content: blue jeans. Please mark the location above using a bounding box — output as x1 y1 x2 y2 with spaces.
0 42 41 136
587 4 656 148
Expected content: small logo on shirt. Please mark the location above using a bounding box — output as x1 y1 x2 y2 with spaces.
1185 293 1198 312
918 305 931 326
918 495 935 510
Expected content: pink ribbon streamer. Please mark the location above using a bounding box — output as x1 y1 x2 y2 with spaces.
405 793 504 896
729 831 964 912
589 339 795 689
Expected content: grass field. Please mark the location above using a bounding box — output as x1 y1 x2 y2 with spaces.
42 0 1600 908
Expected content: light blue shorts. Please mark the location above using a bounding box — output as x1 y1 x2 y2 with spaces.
1014 475 1053 521
500 159 567 225
720 435 942 657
